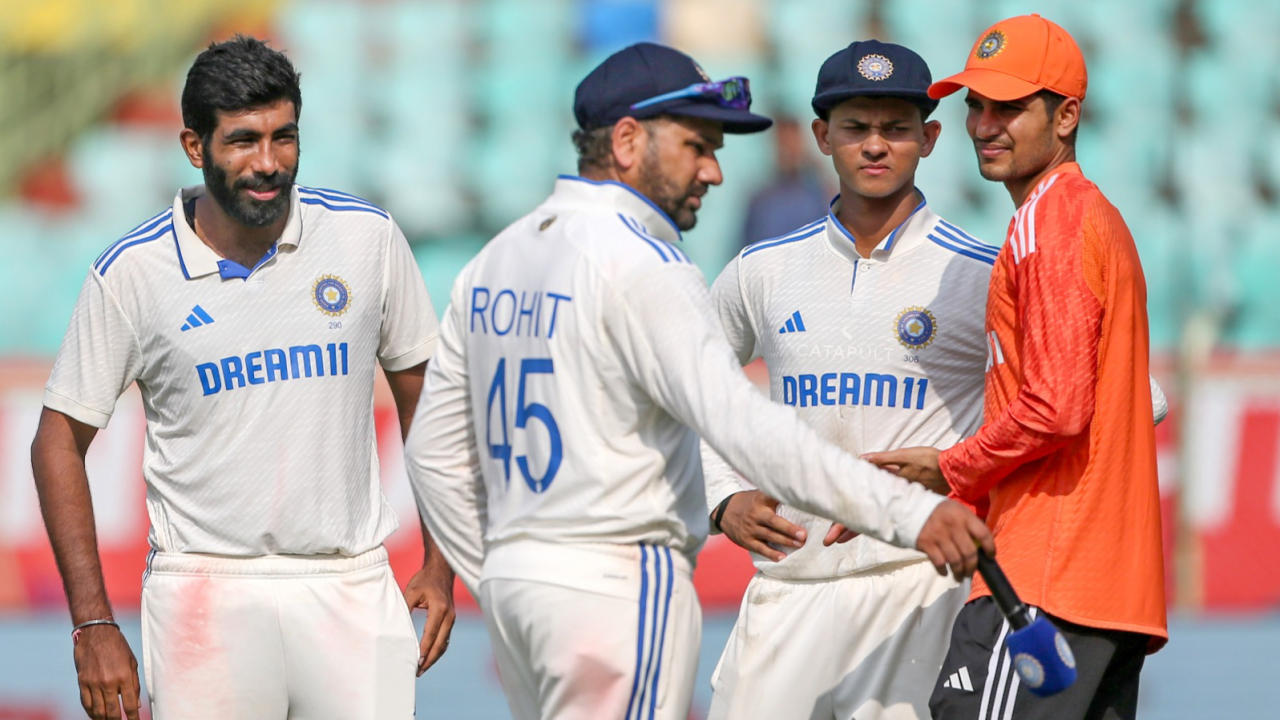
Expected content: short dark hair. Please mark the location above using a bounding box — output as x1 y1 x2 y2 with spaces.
181 35 302 143
571 117 666 174
816 96 935 123
1035 89 1077 144
571 125 615 174
1036 89 1065 118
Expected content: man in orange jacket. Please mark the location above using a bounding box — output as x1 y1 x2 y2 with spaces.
866 14 1167 720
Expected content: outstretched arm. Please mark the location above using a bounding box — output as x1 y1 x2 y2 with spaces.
607 263 991 576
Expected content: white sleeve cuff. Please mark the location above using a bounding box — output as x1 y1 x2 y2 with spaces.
43 389 112 429
894 485 948 550
380 334 438 371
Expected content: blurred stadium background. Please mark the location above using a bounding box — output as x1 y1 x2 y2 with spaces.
1 0 1278 717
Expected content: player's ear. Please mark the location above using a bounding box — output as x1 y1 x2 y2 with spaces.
611 117 640 174
811 117 833 156
920 119 942 158
610 117 645 174
1055 97 1081 140
180 128 205 169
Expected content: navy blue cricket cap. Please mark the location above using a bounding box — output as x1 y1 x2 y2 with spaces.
811 39 939 116
574 42 772 134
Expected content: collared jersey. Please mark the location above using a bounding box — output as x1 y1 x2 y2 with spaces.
45 185 438 557
938 163 1168 648
405 176 947 593
705 196 994 580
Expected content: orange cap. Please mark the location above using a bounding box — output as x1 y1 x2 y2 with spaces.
928 14 1087 101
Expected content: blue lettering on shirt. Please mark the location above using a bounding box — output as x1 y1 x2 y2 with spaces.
196 342 349 396
470 286 573 339
781 371 929 410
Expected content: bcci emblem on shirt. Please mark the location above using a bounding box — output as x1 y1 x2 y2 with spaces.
896 307 936 349
313 275 351 316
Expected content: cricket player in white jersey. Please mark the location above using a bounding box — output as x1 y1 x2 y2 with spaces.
30 37 455 720
404 42 994 720
702 41 994 720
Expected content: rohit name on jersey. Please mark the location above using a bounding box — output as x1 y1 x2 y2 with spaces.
781 371 928 410
469 286 573 338
195 342 350 396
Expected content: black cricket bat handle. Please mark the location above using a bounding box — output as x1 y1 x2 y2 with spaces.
976 548 1031 630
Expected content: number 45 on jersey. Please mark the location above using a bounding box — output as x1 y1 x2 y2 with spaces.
486 357 562 493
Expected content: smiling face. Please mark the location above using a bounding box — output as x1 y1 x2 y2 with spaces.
811 96 939 202
189 98 300 227
962 90 1079 203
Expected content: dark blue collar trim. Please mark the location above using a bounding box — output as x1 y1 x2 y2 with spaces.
827 188 928 252
216 244 278 280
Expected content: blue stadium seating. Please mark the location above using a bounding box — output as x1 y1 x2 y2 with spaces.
578 0 659 54
768 0 865 119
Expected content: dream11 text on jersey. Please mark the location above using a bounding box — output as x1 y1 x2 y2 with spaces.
195 342 350 396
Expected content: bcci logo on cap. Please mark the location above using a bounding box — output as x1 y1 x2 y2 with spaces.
313 274 351 316
857 54 894 81
976 30 1006 59
896 307 936 349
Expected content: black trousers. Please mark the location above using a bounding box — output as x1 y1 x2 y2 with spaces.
930 597 1149 720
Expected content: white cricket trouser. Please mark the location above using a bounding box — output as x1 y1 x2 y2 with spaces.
478 541 701 720
141 546 417 720
709 559 967 720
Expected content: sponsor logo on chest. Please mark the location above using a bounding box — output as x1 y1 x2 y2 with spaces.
184 273 360 396
771 304 940 410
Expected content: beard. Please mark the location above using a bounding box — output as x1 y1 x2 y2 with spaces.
635 144 705 232
202 151 297 227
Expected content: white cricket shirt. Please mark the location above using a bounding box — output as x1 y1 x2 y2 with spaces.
405 176 945 593
45 185 438 556
704 194 995 580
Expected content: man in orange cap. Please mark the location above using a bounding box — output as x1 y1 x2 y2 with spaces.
865 14 1167 720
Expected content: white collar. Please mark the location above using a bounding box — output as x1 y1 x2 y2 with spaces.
171 185 303 280
823 191 936 264
551 175 683 247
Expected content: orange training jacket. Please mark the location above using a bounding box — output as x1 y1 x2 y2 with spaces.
939 162 1168 651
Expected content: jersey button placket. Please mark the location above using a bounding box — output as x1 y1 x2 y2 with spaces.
842 257 869 425
850 258 874 296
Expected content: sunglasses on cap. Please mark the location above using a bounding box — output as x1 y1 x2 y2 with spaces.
630 76 752 111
